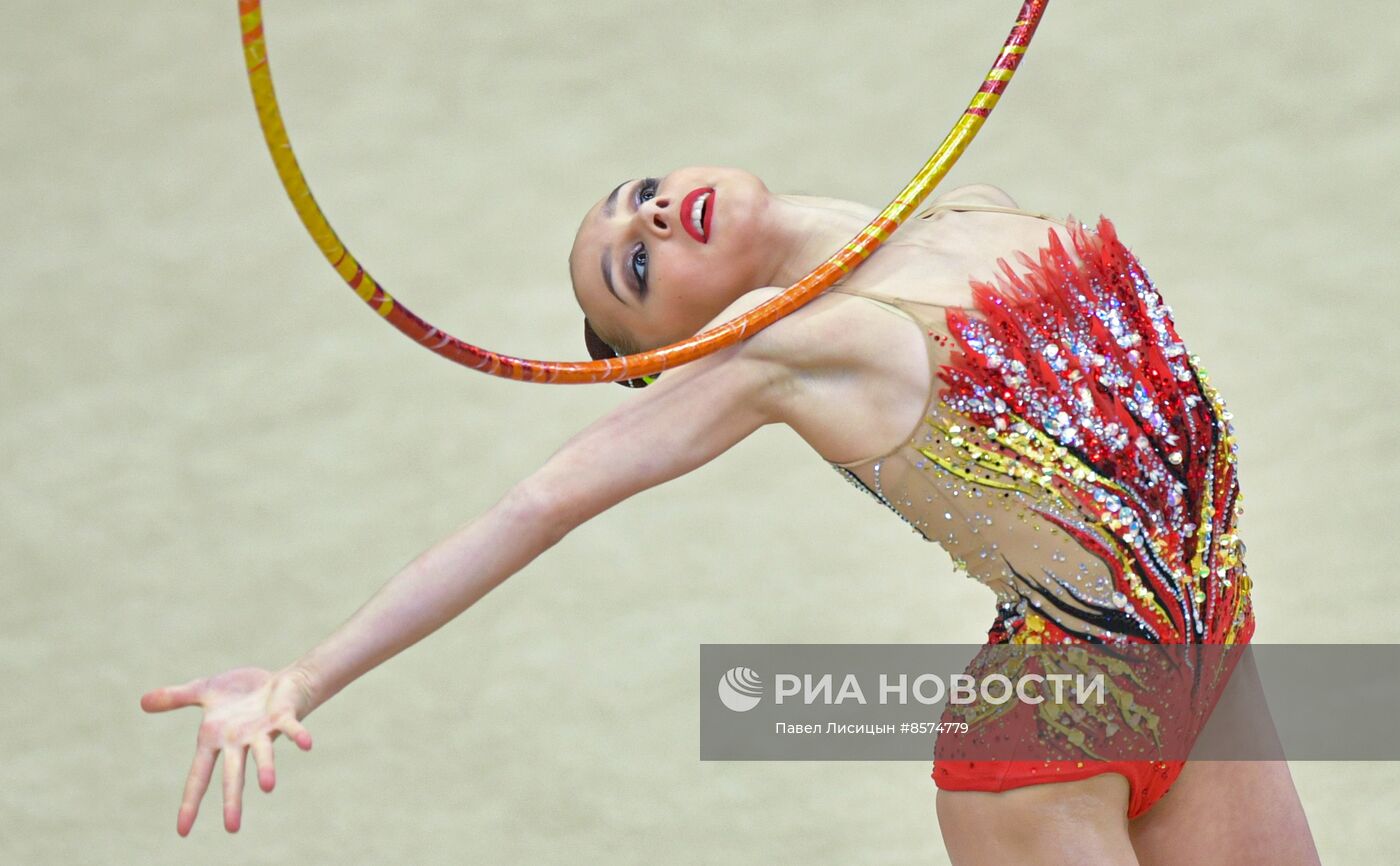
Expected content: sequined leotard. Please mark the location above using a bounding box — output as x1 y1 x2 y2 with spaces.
826 206 1256 816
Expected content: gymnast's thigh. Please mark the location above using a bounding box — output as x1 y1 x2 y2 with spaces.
936 774 1140 866
1128 643 1319 865
1127 761 1320 866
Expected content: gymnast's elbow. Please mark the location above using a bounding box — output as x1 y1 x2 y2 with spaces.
499 459 632 549
497 477 577 549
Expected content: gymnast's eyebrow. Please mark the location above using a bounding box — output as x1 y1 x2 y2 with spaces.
600 179 645 305
601 247 627 305
602 180 626 218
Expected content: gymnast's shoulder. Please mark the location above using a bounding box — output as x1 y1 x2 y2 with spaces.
928 182 1018 209
700 283 911 387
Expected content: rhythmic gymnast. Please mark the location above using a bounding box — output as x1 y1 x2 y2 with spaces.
142 169 1320 862
141 2 1321 862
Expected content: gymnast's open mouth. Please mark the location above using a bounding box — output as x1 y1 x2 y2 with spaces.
680 187 714 244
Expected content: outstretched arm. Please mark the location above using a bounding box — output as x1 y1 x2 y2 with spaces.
288 321 790 715
140 306 794 834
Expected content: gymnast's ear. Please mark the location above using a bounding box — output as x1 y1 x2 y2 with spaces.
583 318 653 389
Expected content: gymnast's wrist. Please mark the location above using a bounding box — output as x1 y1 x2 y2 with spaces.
277 658 325 719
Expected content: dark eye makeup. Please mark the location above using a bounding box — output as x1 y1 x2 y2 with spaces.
629 245 648 296
628 177 659 296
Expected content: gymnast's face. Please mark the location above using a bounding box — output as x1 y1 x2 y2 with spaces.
569 166 778 352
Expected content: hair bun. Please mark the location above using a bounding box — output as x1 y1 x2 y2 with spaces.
582 319 652 388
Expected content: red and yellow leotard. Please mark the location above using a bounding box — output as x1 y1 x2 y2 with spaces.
828 208 1255 817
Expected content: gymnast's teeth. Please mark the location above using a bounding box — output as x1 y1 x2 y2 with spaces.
691 193 709 238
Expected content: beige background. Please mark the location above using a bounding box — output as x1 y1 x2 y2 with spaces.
3 0 1396 862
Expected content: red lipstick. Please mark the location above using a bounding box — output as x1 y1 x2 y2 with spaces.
680 186 715 244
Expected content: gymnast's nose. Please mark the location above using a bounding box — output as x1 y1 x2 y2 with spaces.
636 195 674 239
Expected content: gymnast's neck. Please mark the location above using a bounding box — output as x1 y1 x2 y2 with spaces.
760 194 880 289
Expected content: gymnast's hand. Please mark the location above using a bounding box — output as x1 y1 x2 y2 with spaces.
140 666 315 835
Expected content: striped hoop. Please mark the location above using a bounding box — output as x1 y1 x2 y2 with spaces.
238 0 1048 383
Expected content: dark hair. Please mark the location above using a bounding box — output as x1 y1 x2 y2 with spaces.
583 319 654 388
